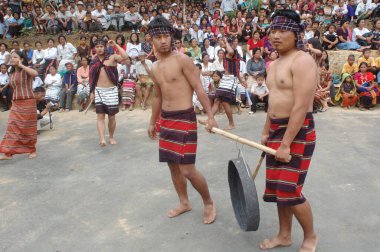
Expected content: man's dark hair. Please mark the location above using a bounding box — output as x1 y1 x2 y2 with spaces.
271 9 301 24
58 34 66 42
148 16 172 33
256 73 265 79
34 87 46 93
348 54 355 59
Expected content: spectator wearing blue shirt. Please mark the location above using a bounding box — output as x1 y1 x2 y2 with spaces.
59 62 78 112
22 42 33 66
5 12 23 38
346 0 357 21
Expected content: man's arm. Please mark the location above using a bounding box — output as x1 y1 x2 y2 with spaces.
110 41 128 63
148 65 162 139
277 53 317 162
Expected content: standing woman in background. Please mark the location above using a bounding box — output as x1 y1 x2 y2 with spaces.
0 51 38 160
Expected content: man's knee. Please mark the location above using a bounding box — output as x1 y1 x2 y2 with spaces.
97 113 106 120
179 164 197 178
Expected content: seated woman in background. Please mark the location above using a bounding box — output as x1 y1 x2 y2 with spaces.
335 73 358 109
187 38 202 62
44 65 62 108
314 64 333 112
354 62 379 110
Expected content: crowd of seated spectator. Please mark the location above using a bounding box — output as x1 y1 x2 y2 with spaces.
0 0 379 119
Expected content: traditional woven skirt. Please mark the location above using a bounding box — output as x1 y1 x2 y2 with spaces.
263 112 316 206
95 86 119 115
159 108 197 164
122 80 136 105
0 99 37 156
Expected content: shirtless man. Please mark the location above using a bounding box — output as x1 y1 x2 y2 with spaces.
259 10 318 252
147 16 217 224
89 39 127 147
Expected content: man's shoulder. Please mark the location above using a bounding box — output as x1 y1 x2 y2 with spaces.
291 51 316 70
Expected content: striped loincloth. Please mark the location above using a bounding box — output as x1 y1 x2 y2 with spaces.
0 99 37 155
263 112 316 206
95 86 119 115
159 108 197 164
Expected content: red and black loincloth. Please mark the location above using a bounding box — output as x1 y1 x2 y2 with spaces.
0 99 37 156
159 108 197 164
263 112 316 206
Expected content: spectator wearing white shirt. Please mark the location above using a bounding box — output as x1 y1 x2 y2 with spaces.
221 0 237 19
91 3 108 30
352 19 372 47
32 41 45 79
332 0 348 22
110 3 125 32
57 4 73 35
44 65 62 105
32 76 44 90
74 2 87 31
0 63 10 111
124 3 142 33
57 35 77 74
355 0 376 19
42 39 58 80
249 74 268 114
203 38 215 61
135 52 153 110
0 43 10 65
190 24 205 45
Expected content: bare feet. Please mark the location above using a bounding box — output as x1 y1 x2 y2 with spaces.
299 234 318 252
224 124 235 130
99 140 107 147
259 235 292 250
0 154 13 160
109 138 117 145
28 152 37 159
203 202 216 224
167 203 192 218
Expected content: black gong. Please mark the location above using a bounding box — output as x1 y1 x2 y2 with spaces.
228 157 260 232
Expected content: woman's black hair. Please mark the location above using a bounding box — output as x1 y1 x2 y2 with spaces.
202 52 209 60
9 51 28 74
12 41 19 46
35 41 42 46
0 43 8 49
202 38 210 47
129 33 140 45
320 49 330 67
307 38 323 51
271 9 301 24
359 62 368 68
79 35 86 40
252 47 261 56
47 38 54 44
90 34 98 48
340 18 350 27
58 34 66 42
321 63 329 70
115 34 126 46
80 56 90 65
217 49 225 55
356 18 364 26
213 70 223 79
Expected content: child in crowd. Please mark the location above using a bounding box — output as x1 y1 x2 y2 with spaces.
358 48 377 71
322 24 339 50
249 73 268 114
335 73 358 109
0 63 10 111
342 54 359 75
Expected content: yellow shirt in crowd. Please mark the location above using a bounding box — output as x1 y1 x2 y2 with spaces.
376 57 380 68
358 56 376 67
342 62 359 74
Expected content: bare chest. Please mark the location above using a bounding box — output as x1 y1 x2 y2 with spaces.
267 61 293 91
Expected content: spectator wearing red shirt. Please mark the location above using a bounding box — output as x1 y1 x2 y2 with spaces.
247 31 264 58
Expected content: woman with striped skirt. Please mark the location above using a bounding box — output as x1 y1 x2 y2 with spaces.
0 51 39 160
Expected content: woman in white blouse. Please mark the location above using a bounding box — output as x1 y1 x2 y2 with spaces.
211 49 225 72
32 41 45 79
0 43 10 65
44 65 62 106
201 53 213 92
57 35 77 74
42 38 58 80
203 38 215 62
127 32 142 63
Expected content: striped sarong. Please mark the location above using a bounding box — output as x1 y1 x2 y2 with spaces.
263 112 316 206
159 108 197 164
215 75 238 103
122 80 136 105
0 99 37 156
95 86 119 115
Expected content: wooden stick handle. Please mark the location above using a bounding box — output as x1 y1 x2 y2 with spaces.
210 127 277 156
84 99 93 115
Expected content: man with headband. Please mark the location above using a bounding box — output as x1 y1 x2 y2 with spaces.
259 10 318 252
89 38 127 147
147 16 217 224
